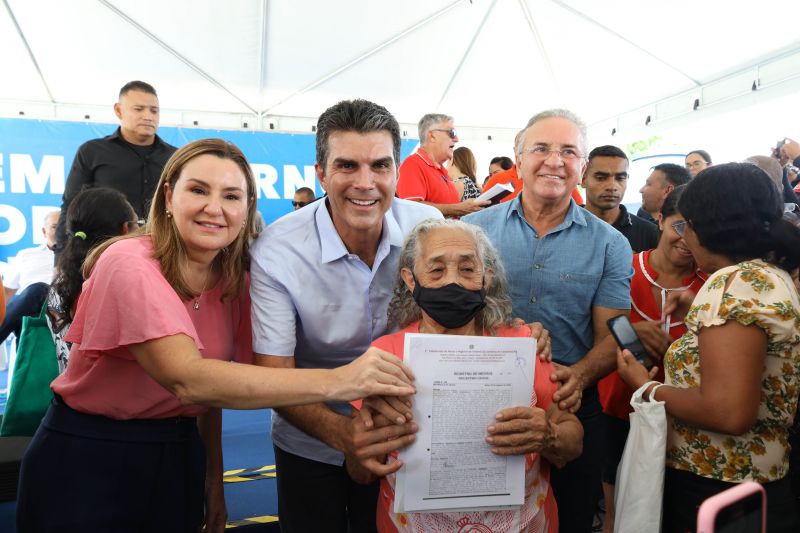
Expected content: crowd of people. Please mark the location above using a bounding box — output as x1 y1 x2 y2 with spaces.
3 79 800 533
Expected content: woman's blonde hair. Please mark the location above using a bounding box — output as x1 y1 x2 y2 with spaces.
84 138 257 301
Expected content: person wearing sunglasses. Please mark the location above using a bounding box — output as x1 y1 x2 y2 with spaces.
292 186 316 210
617 163 800 532
596 185 706 533
397 113 490 217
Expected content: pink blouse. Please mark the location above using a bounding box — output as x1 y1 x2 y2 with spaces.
52 237 252 419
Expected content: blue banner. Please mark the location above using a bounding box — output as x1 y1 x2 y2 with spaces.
0 118 417 261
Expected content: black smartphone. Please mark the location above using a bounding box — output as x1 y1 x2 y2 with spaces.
606 315 656 370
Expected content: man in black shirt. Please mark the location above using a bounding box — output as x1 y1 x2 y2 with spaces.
55 81 177 254
582 145 659 252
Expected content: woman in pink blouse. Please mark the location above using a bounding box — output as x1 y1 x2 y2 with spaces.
16 139 414 532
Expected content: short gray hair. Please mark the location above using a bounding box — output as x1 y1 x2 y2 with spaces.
516 108 588 156
744 155 783 191
418 113 454 142
387 218 513 334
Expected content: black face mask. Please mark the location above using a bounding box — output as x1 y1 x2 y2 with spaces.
411 274 487 329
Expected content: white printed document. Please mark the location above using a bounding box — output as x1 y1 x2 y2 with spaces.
476 182 514 205
394 333 535 513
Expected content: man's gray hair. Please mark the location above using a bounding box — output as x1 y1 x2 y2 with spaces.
516 108 588 156
744 155 783 191
387 218 513 334
43 210 60 225
418 113 454 143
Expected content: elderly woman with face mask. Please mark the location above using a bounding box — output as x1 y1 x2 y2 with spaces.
347 218 583 533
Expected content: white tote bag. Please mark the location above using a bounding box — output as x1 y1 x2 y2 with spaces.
614 381 667 533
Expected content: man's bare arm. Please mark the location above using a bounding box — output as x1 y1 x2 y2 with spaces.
255 353 356 454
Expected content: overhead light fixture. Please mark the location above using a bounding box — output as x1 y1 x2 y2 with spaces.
693 99 700 110
645 115 651 126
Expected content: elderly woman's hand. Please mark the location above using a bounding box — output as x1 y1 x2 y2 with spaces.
485 406 553 455
616 348 658 390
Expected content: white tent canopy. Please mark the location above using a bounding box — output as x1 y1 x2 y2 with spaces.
2 0 799 148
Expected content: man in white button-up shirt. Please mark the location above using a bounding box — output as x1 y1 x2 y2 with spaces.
1 210 58 342
250 99 442 532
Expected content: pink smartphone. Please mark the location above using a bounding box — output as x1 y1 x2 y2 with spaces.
696 482 765 533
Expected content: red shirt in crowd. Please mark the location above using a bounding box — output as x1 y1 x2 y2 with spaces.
397 149 460 204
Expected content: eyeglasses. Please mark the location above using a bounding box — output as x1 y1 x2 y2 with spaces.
522 146 584 161
431 128 458 139
671 220 688 236
127 220 143 232
292 201 309 208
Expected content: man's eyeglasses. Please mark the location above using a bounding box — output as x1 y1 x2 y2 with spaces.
522 146 584 161
431 128 458 139
292 201 309 208
671 220 688 236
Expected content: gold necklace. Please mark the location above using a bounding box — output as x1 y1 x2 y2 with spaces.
193 268 212 311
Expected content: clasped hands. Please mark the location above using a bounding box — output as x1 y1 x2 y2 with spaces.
345 322 558 482
345 397 556 483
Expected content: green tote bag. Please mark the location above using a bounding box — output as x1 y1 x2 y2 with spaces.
0 302 59 436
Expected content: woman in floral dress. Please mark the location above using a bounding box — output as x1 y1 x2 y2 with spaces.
617 162 800 532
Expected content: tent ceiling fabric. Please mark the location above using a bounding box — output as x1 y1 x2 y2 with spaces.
2 0 799 131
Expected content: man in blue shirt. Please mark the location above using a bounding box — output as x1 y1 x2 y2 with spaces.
250 99 442 532
464 109 633 533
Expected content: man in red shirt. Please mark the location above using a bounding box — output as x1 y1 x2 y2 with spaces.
397 113 489 216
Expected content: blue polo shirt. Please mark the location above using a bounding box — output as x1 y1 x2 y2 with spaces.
463 197 632 365
250 197 442 465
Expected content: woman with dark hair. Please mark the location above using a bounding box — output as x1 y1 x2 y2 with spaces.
17 139 415 532
47 187 138 373
618 162 800 532
449 146 482 200
685 149 712 177
489 156 514 176
598 185 706 533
